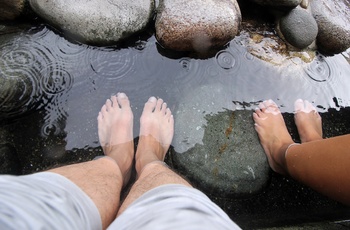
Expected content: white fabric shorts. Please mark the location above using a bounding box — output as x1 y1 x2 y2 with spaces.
108 184 241 230
0 172 241 230
0 172 102 230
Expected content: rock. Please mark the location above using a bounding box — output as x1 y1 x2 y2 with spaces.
155 0 241 53
172 84 270 197
0 0 25 20
310 0 350 55
279 6 318 49
249 0 302 9
300 0 309 9
0 143 21 175
29 0 154 44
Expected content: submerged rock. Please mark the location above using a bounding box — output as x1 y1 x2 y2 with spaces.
279 6 318 49
311 0 350 55
29 0 154 44
155 0 241 53
172 84 270 197
0 0 25 20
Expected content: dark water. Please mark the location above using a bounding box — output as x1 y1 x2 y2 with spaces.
1 23 350 228
1 24 349 152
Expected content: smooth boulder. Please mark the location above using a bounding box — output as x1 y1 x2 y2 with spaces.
172 84 270 197
155 0 241 53
0 0 25 20
29 0 154 44
279 6 318 49
311 0 350 55
250 0 302 9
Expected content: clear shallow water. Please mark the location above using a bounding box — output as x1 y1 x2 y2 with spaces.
0 24 350 152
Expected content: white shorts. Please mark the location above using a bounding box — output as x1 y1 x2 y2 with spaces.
0 172 240 230
108 184 241 230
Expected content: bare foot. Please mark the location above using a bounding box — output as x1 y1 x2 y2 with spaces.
253 99 294 175
294 99 323 143
97 92 134 186
135 97 174 176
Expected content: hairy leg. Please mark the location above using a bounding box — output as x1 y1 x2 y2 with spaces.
50 92 134 229
117 97 191 216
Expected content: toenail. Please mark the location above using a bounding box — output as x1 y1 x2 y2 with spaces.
118 92 127 98
148 96 156 102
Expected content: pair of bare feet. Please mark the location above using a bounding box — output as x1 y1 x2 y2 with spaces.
97 92 174 186
253 99 323 175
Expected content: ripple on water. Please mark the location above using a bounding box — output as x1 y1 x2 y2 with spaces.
0 36 41 116
40 65 74 95
215 44 242 75
0 26 77 120
89 47 137 81
304 54 333 82
171 57 207 93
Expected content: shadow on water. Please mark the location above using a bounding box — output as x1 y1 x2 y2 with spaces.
0 22 350 228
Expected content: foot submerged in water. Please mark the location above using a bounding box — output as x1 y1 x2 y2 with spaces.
135 96 174 176
253 99 294 175
97 92 134 186
294 99 322 143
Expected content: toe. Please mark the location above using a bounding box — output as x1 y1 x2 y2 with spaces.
106 99 112 111
155 98 164 112
144 96 157 113
258 101 266 110
304 100 316 113
97 111 103 121
161 102 167 114
169 114 174 126
165 108 172 119
117 92 130 108
101 104 108 116
111 95 119 108
264 99 278 108
294 99 304 113
253 111 265 122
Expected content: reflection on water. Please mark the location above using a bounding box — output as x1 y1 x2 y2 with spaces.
0 25 350 151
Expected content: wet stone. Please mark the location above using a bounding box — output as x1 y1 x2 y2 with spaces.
29 0 154 44
311 0 350 55
279 6 318 49
172 84 270 197
155 0 241 53
0 0 25 20
249 0 302 9
0 143 21 175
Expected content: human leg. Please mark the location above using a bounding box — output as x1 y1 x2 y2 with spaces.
117 97 192 216
49 92 134 228
253 99 294 175
253 99 350 205
286 99 350 205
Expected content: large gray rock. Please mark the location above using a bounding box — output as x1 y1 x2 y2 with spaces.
250 0 302 9
29 0 155 44
311 0 350 55
279 6 318 49
0 143 21 175
155 0 241 53
172 84 270 197
0 0 25 20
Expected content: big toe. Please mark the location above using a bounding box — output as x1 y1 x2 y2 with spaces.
260 99 280 114
143 96 157 113
117 92 130 108
294 99 316 113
